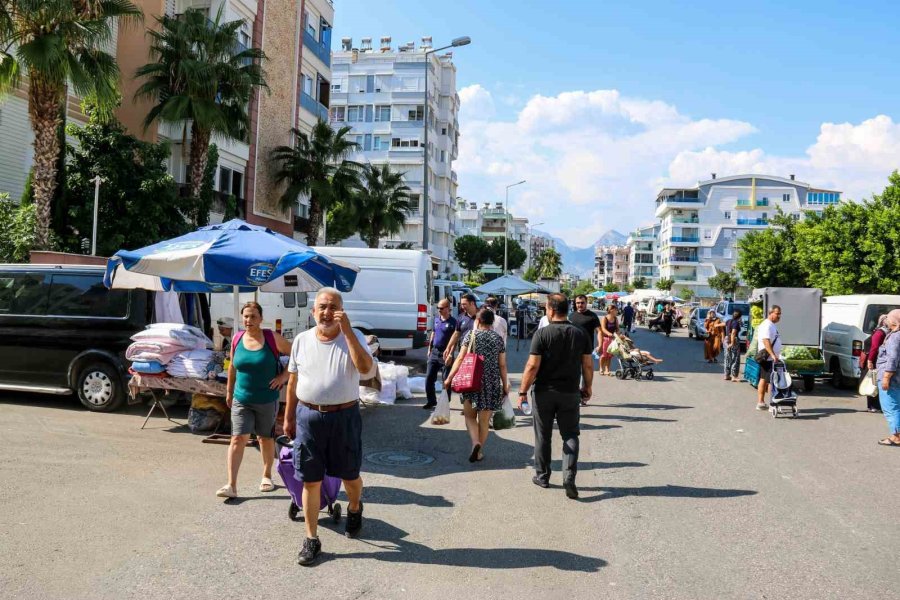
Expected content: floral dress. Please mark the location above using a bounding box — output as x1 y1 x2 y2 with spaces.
460 329 506 411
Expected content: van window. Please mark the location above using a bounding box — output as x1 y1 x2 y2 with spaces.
426 269 434 304
297 292 308 308
863 304 898 334
0 273 48 315
47 274 129 318
283 292 296 309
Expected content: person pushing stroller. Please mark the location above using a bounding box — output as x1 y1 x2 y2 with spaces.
615 333 664 365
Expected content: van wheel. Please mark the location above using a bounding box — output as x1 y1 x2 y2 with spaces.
829 359 847 389
803 375 815 393
76 362 124 412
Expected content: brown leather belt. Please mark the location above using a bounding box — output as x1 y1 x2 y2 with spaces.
299 400 358 413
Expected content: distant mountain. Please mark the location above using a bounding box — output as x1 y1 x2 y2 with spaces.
532 229 627 277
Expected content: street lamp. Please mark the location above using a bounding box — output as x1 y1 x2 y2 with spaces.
422 36 471 253
504 180 526 273
528 221 544 269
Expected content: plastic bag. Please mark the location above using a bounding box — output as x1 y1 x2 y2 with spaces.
359 386 380 406
409 376 427 394
858 371 877 397
395 365 412 399
431 392 451 425
378 380 397 404
492 395 516 430
188 407 223 433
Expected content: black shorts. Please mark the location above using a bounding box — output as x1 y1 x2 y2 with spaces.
294 402 363 482
758 359 774 381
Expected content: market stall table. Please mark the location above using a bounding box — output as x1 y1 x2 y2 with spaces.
128 372 230 435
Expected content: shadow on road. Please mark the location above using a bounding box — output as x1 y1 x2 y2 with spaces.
793 407 860 420
606 403 694 411
359 485 454 507
334 518 607 572
575 483 758 504
581 413 678 423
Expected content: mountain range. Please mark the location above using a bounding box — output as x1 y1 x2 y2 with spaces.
532 229 628 277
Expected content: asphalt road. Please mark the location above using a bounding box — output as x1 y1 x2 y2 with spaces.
1 324 898 599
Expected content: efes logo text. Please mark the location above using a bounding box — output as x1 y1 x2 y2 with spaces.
247 262 274 285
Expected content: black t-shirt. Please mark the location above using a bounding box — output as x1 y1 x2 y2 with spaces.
569 309 600 344
530 321 592 393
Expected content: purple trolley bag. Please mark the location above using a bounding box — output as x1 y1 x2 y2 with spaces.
275 436 342 523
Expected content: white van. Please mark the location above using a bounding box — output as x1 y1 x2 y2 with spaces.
822 294 900 386
312 247 433 351
209 291 310 347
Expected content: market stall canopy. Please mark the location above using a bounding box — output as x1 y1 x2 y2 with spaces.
104 219 359 293
474 275 551 296
663 295 683 303
589 290 606 298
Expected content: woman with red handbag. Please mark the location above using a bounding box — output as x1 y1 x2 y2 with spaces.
444 309 509 463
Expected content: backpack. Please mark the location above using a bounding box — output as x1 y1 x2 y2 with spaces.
231 329 284 374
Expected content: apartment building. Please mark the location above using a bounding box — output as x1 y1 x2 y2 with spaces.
625 224 659 287
655 174 841 297
592 245 630 288
530 235 555 264
115 0 334 237
329 36 460 275
452 199 530 276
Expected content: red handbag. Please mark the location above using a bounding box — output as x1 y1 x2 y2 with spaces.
451 331 484 393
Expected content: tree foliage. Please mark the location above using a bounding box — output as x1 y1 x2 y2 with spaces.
680 288 695 301
0 193 39 262
195 144 218 227
327 163 412 248
735 208 806 289
60 109 188 256
573 280 597 297
488 237 527 272
631 276 648 289
535 248 563 279
522 266 539 283
602 282 619 293
454 235 490 275
707 270 740 298
655 277 674 291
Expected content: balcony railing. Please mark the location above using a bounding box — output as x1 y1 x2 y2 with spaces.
303 30 331 67
673 273 697 281
671 217 699 224
658 195 701 204
669 253 698 263
736 218 768 226
670 236 699 243
736 199 752 207
300 92 328 121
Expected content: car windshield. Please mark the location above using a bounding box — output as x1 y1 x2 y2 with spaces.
728 304 749 316
697 308 709 318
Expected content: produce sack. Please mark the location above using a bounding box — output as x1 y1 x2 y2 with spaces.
431 393 451 425
492 395 516 430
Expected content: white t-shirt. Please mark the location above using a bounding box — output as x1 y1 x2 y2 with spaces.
538 315 549 329
756 319 782 357
288 327 376 405
492 314 508 345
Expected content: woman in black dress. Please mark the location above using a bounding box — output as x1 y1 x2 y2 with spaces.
445 308 509 462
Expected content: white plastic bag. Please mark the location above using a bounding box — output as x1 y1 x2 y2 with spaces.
359 386 380 406
378 380 397 404
395 365 412 399
408 376 427 394
431 391 451 425
858 371 877 397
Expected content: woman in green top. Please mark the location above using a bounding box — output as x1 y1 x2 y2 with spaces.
216 302 293 499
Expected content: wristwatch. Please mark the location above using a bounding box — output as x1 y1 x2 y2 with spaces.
518 391 527 396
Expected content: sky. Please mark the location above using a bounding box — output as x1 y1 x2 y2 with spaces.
332 0 900 247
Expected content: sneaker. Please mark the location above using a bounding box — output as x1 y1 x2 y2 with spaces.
531 475 549 489
297 537 321 566
345 502 363 538
563 480 579 499
756 403 768 411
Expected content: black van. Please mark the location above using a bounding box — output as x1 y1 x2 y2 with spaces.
0 264 151 411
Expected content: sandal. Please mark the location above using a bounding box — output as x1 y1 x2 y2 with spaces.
216 484 237 499
877 438 900 447
469 444 482 463
259 477 275 492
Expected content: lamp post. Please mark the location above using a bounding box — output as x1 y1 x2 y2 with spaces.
528 221 544 270
90 175 102 255
503 180 526 274
422 36 471 253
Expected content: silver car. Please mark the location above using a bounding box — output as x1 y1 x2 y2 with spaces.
687 307 709 340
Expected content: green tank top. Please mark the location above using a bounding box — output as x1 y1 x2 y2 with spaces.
232 338 278 404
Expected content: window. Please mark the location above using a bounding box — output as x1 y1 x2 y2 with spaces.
441 127 447 135
347 105 364 122
394 76 423 91
439 150 446 163
374 105 391 122
407 194 421 214
375 74 391 92
349 75 366 93
302 74 313 96
283 293 296 309
783 193 790 203
724 211 731 220
355 135 363 148
0 273 48 315
724 229 731 239
330 78 345 93
408 105 424 121
330 106 345 122
305 11 316 37
702 248 712 259
703 229 712 240
373 136 388 151
238 23 251 49
391 137 420 148
723 248 732 259
47 274 129 317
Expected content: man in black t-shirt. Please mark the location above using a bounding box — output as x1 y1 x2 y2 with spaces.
569 294 602 354
518 293 592 499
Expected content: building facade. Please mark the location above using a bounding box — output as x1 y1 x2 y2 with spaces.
329 36 460 275
451 199 529 277
626 224 659 287
530 235 555 266
592 245 630 288
656 174 841 297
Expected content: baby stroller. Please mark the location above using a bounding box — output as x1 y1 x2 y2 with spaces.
275 436 343 523
769 361 799 418
610 336 655 381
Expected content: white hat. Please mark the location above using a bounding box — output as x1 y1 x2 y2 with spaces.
217 317 235 327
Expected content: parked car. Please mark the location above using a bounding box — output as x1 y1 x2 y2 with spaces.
311 247 433 352
687 307 710 340
0 264 151 411
822 294 900 388
711 300 750 351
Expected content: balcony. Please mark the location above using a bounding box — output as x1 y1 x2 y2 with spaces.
668 253 698 264
673 273 697 282
671 216 699 224
737 199 769 208
303 29 331 67
736 199 752 207
736 218 768 226
300 92 328 121
670 236 699 243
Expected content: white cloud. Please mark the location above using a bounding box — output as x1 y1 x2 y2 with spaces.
456 86 900 249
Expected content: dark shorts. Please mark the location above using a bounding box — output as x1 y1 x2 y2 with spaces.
758 359 773 381
294 402 363 483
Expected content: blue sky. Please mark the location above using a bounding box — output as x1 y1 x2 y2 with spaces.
332 0 900 246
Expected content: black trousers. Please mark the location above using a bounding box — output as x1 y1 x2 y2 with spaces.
424 348 450 406
533 389 581 484
860 366 882 411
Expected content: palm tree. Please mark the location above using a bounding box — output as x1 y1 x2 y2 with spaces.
0 0 142 249
135 6 266 221
355 164 413 248
536 248 563 279
270 121 361 246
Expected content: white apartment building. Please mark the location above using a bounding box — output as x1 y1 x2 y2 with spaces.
452 199 530 276
656 174 841 297
625 224 659 287
592 245 629 288
330 36 461 275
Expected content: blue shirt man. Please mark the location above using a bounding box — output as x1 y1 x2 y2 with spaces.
423 299 457 409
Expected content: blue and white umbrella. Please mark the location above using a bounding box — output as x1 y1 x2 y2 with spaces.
104 219 359 293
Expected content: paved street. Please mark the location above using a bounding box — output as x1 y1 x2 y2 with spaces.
1 324 898 600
